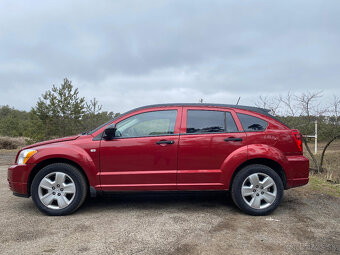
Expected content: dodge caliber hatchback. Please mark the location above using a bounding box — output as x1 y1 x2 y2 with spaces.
8 104 309 216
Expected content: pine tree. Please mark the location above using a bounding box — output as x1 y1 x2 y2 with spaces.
32 78 86 138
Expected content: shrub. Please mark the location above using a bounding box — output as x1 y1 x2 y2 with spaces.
0 136 27 149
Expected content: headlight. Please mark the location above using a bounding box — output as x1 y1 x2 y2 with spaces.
17 149 37 165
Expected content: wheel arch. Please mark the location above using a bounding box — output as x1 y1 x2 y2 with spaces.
229 158 287 190
27 158 90 196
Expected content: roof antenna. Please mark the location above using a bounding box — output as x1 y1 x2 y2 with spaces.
236 97 241 105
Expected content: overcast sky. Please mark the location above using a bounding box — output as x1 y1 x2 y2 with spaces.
0 0 339 113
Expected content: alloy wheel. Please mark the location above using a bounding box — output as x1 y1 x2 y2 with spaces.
241 172 277 209
38 172 76 209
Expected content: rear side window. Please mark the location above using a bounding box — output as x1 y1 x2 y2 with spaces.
186 110 238 133
237 113 268 132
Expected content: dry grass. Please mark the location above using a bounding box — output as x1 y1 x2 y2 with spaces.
0 136 27 149
304 139 340 184
307 175 340 197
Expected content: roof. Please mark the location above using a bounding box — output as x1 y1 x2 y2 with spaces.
121 103 272 117
88 103 276 135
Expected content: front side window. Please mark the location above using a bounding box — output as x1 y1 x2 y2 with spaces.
186 110 238 134
115 110 177 138
237 113 268 132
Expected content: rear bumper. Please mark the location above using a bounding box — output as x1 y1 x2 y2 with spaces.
8 164 35 197
285 155 309 189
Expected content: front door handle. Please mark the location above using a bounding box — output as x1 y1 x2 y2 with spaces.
156 140 175 145
224 137 243 142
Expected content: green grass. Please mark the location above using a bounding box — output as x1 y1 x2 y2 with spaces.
308 175 340 197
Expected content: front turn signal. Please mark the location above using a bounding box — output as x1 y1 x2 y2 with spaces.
17 149 37 165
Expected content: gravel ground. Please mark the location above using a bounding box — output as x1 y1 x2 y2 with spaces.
0 150 339 255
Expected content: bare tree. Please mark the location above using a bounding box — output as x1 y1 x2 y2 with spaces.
319 134 340 172
331 95 340 124
318 96 340 172
279 91 296 116
295 91 323 120
255 96 281 116
302 137 320 173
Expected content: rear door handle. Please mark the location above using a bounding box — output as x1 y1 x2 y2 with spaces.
224 137 243 142
156 140 175 145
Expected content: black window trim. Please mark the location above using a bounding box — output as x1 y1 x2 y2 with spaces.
93 132 179 141
179 131 244 136
184 109 240 135
107 133 180 140
98 109 179 140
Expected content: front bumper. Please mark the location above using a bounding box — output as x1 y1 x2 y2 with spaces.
8 164 35 196
285 155 309 189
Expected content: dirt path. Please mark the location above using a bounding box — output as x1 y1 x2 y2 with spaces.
0 151 339 255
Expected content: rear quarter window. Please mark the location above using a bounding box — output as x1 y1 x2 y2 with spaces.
237 113 268 132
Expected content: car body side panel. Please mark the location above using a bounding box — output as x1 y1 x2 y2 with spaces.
99 135 179 190
98 106 182 190
246 143 309 188
7 137 101 195
177 107 247 190
25 139 100 188
247 144 290 169
219 145 249 189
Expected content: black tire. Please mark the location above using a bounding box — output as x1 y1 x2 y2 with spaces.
231 164 284 216
31 163 87 216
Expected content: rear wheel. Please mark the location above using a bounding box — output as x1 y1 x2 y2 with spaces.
231 164 283 216
31 163 87 216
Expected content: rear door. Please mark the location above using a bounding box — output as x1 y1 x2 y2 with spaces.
177 107 246 190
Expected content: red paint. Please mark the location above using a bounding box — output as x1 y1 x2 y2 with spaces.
177 106 247 190
8 104 309 196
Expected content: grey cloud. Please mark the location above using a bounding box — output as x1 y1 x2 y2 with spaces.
0 0 339 112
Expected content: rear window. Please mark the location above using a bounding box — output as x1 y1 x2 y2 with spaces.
186 110 238 133
237 113 268 132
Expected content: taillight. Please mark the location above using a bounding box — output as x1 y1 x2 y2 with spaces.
291 129 303 152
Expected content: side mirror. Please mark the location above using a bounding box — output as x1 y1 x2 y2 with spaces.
103 124 116 139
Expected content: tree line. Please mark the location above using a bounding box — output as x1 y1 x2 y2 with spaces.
255 91 340 173
0 78 119 141
255 91 340 141
1 79 339 143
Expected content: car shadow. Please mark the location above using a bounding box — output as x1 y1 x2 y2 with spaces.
79 190 235 213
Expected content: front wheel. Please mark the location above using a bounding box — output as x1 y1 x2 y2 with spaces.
31 163 87 216
231 164 284 216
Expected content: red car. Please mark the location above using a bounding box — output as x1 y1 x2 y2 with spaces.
8 104 309 216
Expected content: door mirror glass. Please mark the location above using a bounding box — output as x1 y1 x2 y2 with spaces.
104 124 116 139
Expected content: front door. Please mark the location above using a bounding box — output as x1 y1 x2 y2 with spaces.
178 107 246 190
100 108 181 190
